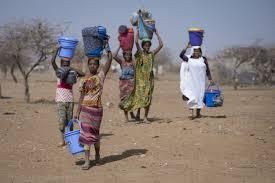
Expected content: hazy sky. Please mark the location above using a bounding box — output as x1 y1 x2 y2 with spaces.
0 0 275 59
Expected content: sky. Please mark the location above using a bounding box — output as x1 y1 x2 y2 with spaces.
0 0 275 60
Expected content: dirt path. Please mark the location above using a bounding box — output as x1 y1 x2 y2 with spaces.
0 75 275 183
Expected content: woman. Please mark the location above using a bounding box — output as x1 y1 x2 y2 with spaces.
179 43 214 119
119 29 163 123
113 47 136 122
75 42 112 170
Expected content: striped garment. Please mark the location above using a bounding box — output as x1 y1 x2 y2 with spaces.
78 71 105 146
79 106 103 146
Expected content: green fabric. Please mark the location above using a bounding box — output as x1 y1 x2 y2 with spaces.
57 102 74 132
119 50 154 111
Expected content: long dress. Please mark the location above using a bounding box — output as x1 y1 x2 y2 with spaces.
180 57 207 109
78 71 105 146
119 50 154 111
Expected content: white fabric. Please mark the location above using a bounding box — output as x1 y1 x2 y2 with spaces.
55 79 73 102
180 56 206 109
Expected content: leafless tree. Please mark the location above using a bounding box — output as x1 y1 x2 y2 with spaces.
220 46 262 89
0 19 61 102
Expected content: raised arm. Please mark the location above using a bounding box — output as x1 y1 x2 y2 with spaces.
51 47 59 71
153 29 163 55
135 28 141 52
113 46 123 65
103 42 113 75
179 43 191 62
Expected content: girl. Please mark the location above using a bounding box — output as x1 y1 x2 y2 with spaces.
179 42 214 119
51 47 85 147
119 29 163 123
113 47 136 122
75 43 112 170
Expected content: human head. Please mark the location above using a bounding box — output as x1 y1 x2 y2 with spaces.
61 58 70 67
88 57 100 74
141 39 152 53
123 50 132 62
192 46 202 58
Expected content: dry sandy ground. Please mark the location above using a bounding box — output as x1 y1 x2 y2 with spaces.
0 73 274 183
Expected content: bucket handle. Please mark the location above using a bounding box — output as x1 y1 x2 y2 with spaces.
206 82 220 91
66 119 81 132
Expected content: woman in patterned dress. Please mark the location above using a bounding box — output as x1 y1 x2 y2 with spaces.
113 46 136 122
75 43 112 170
119 29 163 123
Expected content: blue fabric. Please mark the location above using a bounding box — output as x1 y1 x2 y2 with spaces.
120 66 134 80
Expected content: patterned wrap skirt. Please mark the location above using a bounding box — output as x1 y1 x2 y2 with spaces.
79 106 103 146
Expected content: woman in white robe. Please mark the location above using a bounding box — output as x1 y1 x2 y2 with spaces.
179 43 214 119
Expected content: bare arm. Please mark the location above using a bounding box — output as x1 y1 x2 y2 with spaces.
51 47 59 71
153 30 163 55
113 46 123 65
70 67 85 77
75 92 84 119
179 42 191 62
135 28 141 52
103 42 113 75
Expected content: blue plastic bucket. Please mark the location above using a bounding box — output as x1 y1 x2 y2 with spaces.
188 28 204 46
205 89 220 107
64 119 84 155
58 36 78 59
204 84 222 107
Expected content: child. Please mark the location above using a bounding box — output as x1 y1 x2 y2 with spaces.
51 47 85 147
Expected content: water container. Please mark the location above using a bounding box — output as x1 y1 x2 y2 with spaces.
82 26 108 57
64 119 84 155
188 28 204 46
118 27 134 52
138 15 153 40
204 84 223 107
58 36 78 59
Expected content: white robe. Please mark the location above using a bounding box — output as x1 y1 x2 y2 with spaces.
180 56 206 109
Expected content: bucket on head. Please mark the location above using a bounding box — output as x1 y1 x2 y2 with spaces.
188 28 204 46
82 26 109 57
64 119 84 155
58 36 78 59
118 27 134 52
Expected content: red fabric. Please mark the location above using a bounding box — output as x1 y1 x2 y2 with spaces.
118 28 134 52
57 81 73 90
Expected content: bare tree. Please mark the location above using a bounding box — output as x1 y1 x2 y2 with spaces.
251 47 275 85
0 19 61 102
220 46 262 90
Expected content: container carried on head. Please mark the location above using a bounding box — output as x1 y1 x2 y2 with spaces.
82 26 109 58
204 83 224 107
188 28 204 46
130 8 156 40
58 36 79 59
64 119 84 155
118 25 134 52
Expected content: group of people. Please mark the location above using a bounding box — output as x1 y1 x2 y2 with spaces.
51 27 213 170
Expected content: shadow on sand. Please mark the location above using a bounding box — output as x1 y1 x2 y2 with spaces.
75 149 148 166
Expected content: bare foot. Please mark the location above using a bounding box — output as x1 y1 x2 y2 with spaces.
57 142 66 147
143 118 151 124
82 160 91 170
